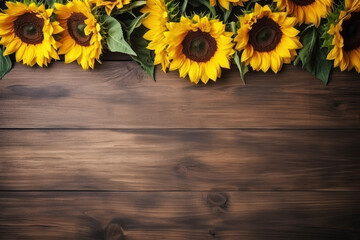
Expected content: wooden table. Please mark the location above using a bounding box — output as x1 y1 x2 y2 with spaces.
0 59 359 239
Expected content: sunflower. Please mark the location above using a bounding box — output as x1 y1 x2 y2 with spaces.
0 2 63 67
141 0 169 72
234 4 302 73
55 0 102 70
326 0 360 72
91 0 131 15
210 0 248 9
275 0 332 27
164 15 234 84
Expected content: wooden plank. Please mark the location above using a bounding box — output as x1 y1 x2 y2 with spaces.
0 62 359 129
0 129 359 191
0 191 359 240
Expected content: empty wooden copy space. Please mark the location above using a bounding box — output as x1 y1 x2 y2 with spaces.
0 59 359 240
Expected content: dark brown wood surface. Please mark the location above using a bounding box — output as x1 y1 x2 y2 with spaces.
1 192 359 240
0 60 359 239
0 129 359 191
0 62 359 128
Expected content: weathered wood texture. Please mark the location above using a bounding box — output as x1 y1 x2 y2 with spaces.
0 62 359 129
0 192 359 240
0 62 359 239
0 129 359 191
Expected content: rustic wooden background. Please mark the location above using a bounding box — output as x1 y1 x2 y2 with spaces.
0 56 359 240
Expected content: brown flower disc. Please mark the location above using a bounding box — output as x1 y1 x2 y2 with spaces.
182 30 218 62
67 12 92 46
14 12 44 44
248 17 283 52
341 12 360 51
290 0 315 6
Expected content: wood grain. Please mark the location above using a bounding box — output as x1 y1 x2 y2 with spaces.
1 60 359 240
0 129 359 191
0 192 359 240
0 62 359 129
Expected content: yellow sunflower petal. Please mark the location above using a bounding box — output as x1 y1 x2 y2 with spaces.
326 3 360 72
275 0 332 26
3 38 21 55
55 0 102 70
162 14 234 83
235 4 301 73
0 2 62 66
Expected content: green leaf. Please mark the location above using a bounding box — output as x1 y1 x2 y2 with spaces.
45 0 55 8
181 0 188 14
294 26 332 85
46 0 65 8
102 16 137 56
129 26 155 79
229 21 238 35
222 4 232 23
165 0 181 22
233 52 248 85
188 0 216 17
294 25 316 66
126 12 149 43
0 48 12 80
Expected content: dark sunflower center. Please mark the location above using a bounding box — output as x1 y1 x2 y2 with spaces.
182 30 218 62
341 12 360 51
289 0 315 6
248 17 282 52
67 12 92 46
14 13 44 44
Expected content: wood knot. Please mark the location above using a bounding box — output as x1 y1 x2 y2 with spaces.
105 223 125 240
206 192 229 211
209 229 217 238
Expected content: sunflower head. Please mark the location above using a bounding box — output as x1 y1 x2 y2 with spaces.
275 0 333 26
326 0 360 72
141 0 170 72
234 3 302 73
90 0 131 15
164 14 234 84
0 2 63 67
55 0 102 70
210 0 248 9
